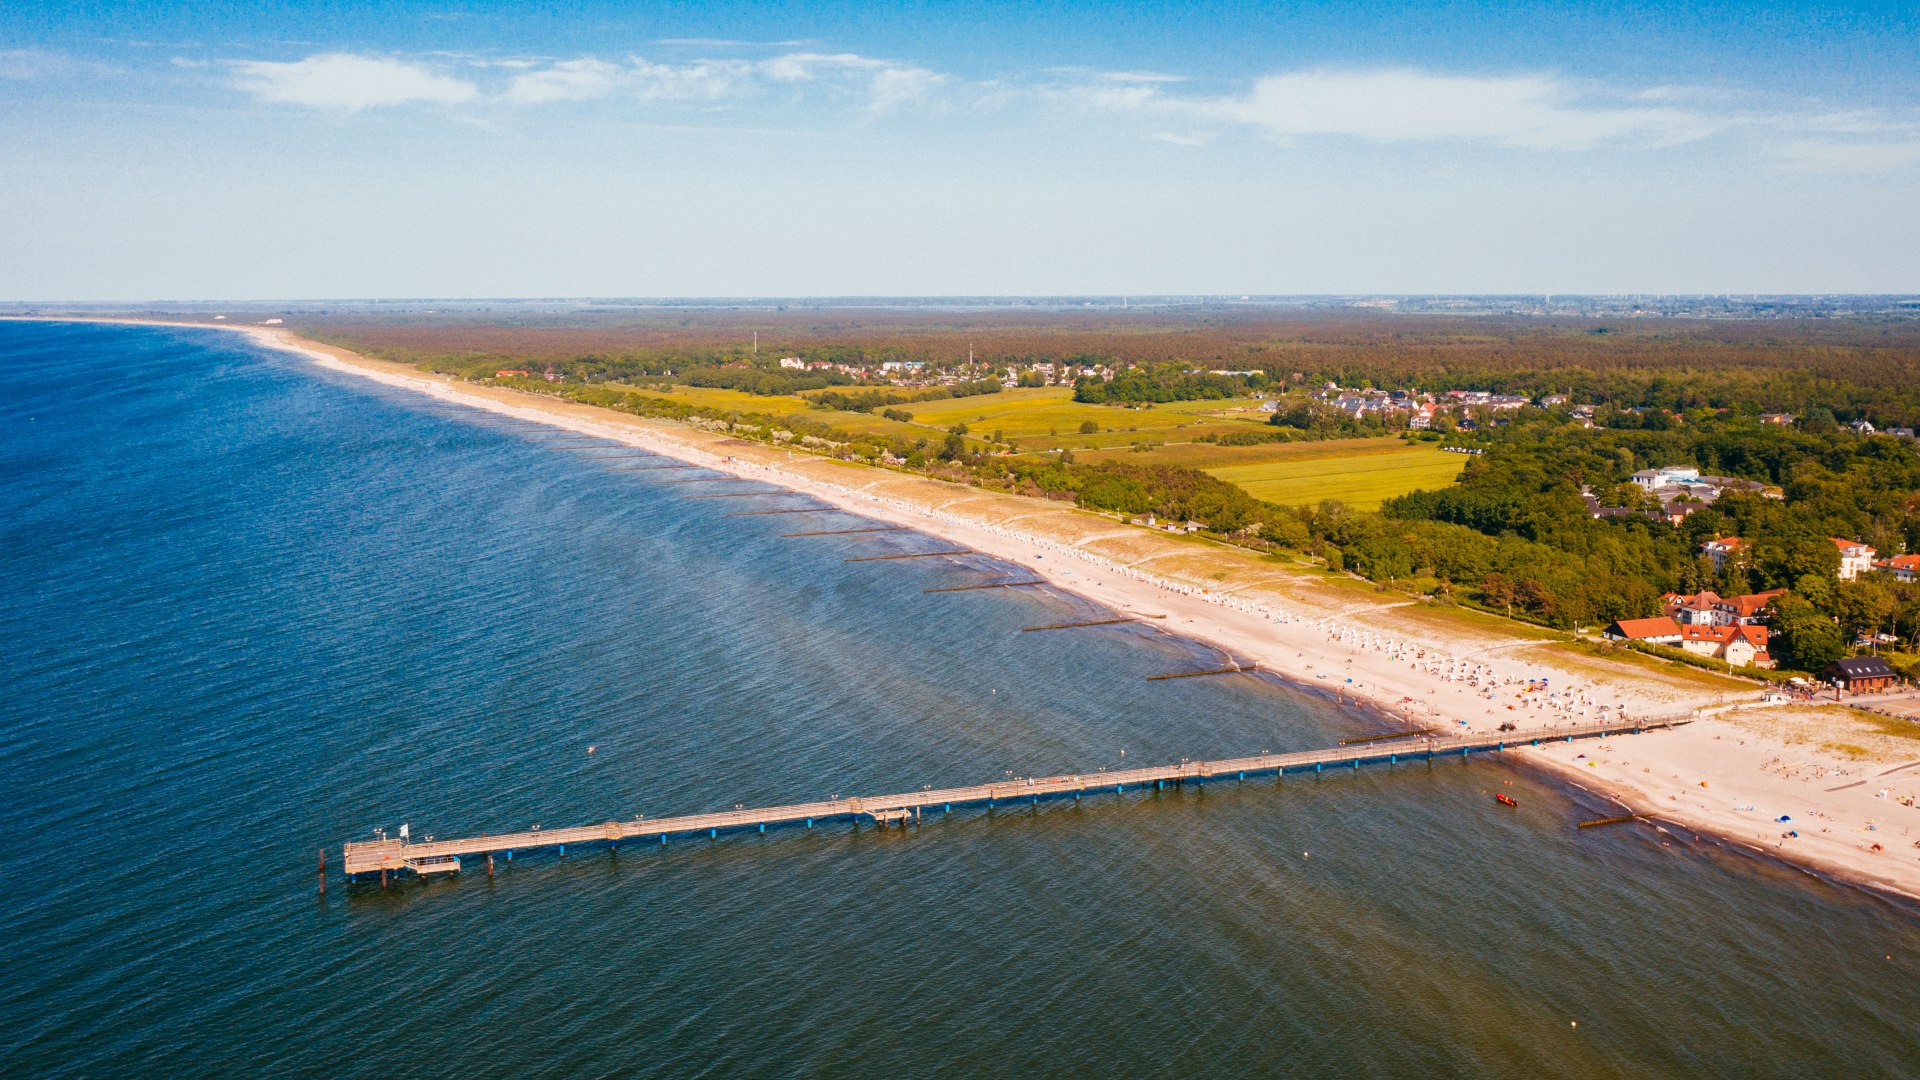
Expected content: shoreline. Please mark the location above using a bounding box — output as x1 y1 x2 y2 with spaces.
18 315 1920 902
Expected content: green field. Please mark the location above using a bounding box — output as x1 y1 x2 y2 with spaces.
1203 444 1466 509
621 385 816 416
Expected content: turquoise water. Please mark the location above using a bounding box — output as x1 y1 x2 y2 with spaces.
1 321 1916 1078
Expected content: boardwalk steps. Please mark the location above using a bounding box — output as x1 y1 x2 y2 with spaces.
339 717 1687 884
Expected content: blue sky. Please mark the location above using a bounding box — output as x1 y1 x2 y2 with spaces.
3 1 1917 299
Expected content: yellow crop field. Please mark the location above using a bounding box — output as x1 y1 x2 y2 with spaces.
897 388 1263 447
1204 445 1466 509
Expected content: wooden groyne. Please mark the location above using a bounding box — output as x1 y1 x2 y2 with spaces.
1022 618 1138 632
845 550 975 563
780 526 908 538
1577 813 1650 829
612 464 700 471
339 717 1688 885
924 580 1046 593
728 507 840 517
1145 664 1254 682
682 491 800 500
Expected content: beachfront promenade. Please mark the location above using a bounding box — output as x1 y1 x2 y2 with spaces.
340 716 1687 883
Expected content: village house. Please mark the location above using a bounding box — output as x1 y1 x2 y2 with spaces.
1832 538 1877 580
1660 588 1786 627
1602 616 1683 645
1678 623 1773 668
777 357 806 370
1760 412 1796 425
1875 554 1920 582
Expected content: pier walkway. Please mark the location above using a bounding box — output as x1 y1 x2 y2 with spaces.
340 716 1685 882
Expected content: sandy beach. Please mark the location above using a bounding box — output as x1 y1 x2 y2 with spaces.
25 317 1919 901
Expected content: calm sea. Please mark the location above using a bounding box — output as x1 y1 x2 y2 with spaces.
1 321 1915 1078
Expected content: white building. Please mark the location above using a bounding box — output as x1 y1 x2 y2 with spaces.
1632 465 1700 492
1832 538 1877 580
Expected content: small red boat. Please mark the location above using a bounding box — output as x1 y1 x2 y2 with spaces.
1495 793 1518 807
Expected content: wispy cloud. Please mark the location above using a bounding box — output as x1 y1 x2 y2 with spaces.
229 53 478 110
0 48 115 80
226 49 938 114
502 58 624 104
202 49 1920 173
1087 68 1719 150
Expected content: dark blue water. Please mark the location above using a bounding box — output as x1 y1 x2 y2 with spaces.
2 321 1916 1078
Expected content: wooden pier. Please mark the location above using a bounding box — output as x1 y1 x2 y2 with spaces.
338 717 1686 883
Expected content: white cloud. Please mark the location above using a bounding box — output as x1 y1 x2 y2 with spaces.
1150 132 1212 147
0 48 111 80
230 53 478 110
1097 70 1188 84
758 52 885 81
627 58 757 102
868 66 945 113
503 58 623 104
1148 69 1720 150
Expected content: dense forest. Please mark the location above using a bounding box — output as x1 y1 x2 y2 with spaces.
301 309 1920 426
